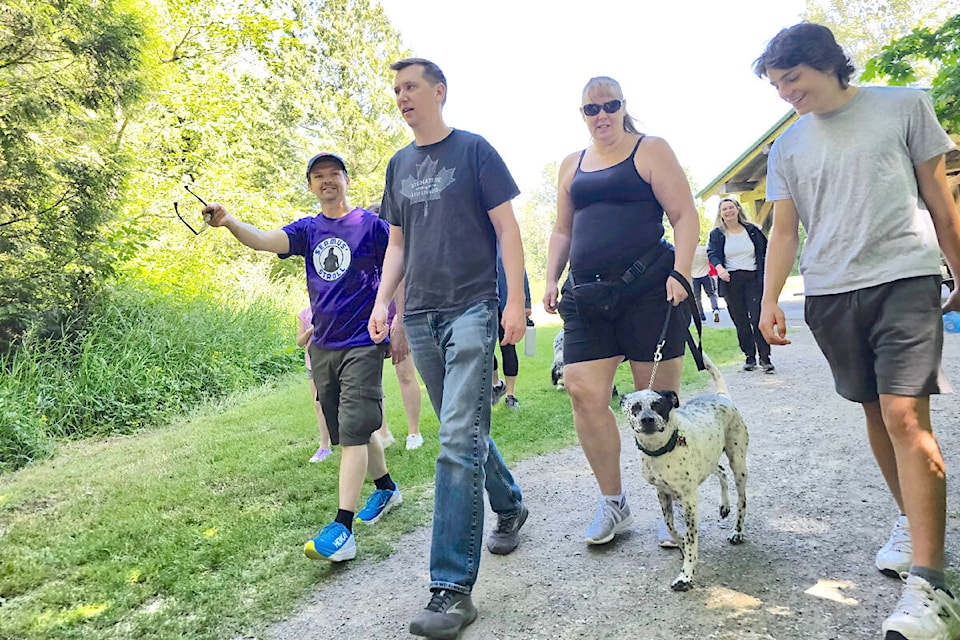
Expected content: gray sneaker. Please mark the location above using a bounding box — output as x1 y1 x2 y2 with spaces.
487 505 528 554
409 589 477 639
491 380 507 406
657 501 685 548
504 395 519 409
585 498 634 545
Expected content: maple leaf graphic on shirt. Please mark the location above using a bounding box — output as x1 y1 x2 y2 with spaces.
399 155 456 217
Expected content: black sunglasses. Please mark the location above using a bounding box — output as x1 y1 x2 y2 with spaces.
174 185 210 235
582 99 622 116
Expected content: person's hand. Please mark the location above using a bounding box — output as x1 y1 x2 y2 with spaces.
759 302 791 345
201 203 230 227
367 303 389 344
543 283 560 315
388 321 410 364
716 265 731 282
942 286 960 314
501 301 525 345
665 274 688 306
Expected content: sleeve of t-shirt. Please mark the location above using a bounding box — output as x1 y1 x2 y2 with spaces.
476 137 521 211
380 159 401 226
298 307 312 331
278 216 310 259
764 140 791 202
906 91 955 166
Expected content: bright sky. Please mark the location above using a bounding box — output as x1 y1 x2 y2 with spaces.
376 0 807 202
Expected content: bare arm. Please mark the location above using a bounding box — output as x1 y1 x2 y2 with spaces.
915 154 960 312
543 153 578 314
643 137 698 304
203 203 290 254
369 225 405 344
296 324 313 348
759 199 800 345
489 200 526 345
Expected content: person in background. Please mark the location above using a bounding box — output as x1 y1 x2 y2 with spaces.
368 201 425 450
492 250 532 409
755 22 960 639
691 244 720 323
708 198 773 373
298 307 332 462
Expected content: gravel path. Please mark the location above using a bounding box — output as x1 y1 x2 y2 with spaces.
269 325 960 640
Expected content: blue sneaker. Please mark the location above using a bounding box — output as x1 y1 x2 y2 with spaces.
304 522 356 562
356 487 402 524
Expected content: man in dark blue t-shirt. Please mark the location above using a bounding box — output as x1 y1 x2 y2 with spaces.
204 152 405 563
368 57 528 639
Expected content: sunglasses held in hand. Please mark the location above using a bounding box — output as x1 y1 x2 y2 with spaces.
174 185 212 235
582 99 622 116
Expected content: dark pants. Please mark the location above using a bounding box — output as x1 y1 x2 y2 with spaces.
693 275 719 318
494 310 519 377
723 270 770 364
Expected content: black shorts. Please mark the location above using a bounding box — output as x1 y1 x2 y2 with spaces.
805 275 950 403
307 342 388 446
558 276 689 365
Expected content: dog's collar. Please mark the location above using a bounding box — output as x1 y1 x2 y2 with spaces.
636 428 681 457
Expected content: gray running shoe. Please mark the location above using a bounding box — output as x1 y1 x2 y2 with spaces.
409 589 477 640
504 395 519 409
487 505 528 554
584 498 634 545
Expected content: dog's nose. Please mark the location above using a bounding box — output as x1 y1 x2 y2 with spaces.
640 416 655 426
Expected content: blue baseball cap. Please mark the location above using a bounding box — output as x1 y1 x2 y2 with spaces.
306 152 347 177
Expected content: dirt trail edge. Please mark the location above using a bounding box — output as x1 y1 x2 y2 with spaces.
269 327 960 640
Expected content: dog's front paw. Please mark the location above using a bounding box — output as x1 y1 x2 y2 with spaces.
719 505 730 519
728 531 745 545
671 576 693 592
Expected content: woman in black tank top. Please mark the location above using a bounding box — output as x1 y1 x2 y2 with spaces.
542 76 700 547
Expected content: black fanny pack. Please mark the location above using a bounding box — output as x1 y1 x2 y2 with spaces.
570 241 673 320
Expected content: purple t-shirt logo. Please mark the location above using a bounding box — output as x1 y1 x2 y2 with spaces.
314 237 351 282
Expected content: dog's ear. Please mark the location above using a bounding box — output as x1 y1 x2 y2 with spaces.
658 390 680 408
619 393 627 411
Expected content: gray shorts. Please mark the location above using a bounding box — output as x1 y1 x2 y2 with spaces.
804 275 951 403
307 342 387 446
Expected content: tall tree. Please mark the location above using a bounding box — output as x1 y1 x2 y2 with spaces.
862 14 960 132
0 0 148 350
802 0 953 75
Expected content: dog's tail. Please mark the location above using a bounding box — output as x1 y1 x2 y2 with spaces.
702 351 730 397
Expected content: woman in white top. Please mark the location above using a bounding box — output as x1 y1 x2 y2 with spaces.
707 198 773 372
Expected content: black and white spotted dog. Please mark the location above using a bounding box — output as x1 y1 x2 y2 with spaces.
619 354 748 591
551 331 618 397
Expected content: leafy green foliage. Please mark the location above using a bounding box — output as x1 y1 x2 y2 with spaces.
0 280 300 472
862 14 960 132
0 0 149 350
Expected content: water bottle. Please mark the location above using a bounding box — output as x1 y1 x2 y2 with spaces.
944 311 960 333
523 318 536 357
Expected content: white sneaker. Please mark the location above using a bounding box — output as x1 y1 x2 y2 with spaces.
882 574 960 640
584 498 634 545
657 501 685 548
877 514 913 577
406 433 424 450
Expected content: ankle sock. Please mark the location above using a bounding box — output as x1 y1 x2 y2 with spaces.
910 566 949 593
602 492 626 508
335 509 354 530
374 473 396 492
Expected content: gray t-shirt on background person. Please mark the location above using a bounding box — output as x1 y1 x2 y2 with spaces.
766 86 955 296
381 129 520 314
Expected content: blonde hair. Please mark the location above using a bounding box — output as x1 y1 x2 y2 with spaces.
582 76 643 135
714 198 752 231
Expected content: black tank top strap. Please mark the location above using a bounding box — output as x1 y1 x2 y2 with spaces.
628 134 645 159
576 148 587 171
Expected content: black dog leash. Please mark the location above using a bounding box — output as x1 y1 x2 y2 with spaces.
647 271 706 389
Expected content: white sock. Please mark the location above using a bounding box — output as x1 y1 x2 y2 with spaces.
603 492 626 508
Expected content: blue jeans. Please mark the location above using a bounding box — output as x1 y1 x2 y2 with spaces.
404 299 524 594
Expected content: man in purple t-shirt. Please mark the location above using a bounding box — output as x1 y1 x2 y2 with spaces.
204 152 406 563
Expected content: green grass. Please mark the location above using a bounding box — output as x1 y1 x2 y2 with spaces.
0 324 741 639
